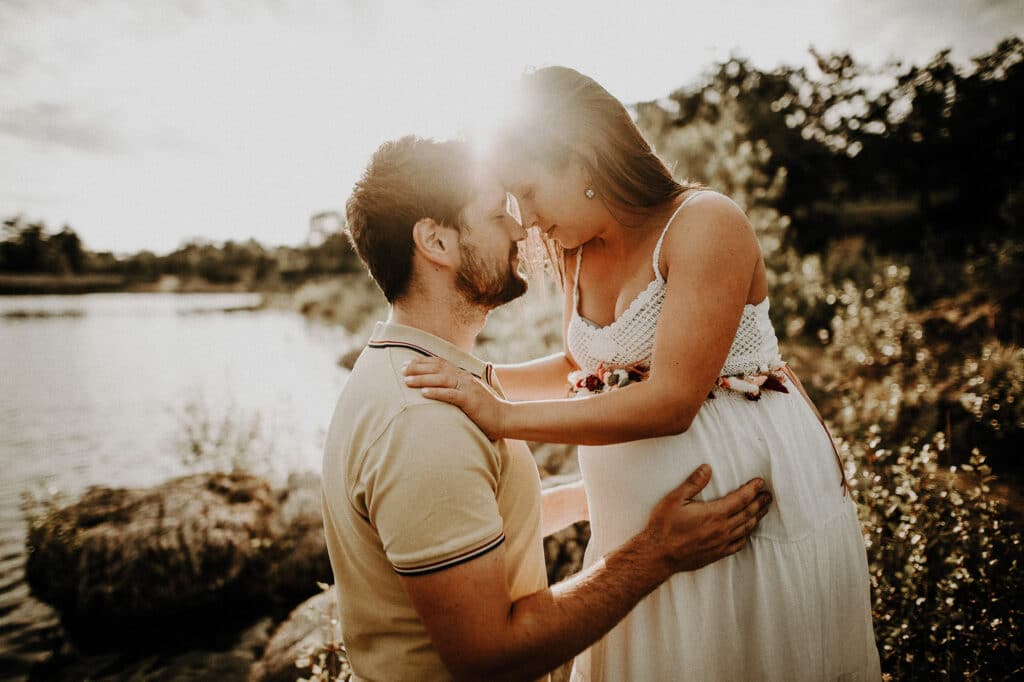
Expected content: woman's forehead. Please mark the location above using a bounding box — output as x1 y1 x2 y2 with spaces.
480 143 533 187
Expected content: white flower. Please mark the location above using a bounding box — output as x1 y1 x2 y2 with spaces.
724 376 761 394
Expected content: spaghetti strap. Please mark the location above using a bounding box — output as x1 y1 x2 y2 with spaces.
573 245 584 306
652 190 706 282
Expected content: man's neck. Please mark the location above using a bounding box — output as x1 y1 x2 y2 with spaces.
389 293 487 354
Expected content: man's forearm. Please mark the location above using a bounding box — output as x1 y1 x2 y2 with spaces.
479 532 670 682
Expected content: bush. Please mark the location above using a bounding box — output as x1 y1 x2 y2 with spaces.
846 437 1023 678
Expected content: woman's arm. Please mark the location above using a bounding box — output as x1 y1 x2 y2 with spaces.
540 478 589 537
499 194 761 444
406 194 761 445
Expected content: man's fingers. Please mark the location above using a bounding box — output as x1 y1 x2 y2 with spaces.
722 536 747 557
725 491 772 540
664 464 712 504
707 477 766 517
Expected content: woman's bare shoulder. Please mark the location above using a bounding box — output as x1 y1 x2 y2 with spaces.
681 190 750 223
659 190 760 274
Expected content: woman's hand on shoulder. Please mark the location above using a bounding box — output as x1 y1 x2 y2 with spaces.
403 357 508 440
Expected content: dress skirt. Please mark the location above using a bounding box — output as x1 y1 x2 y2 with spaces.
570 389 882 681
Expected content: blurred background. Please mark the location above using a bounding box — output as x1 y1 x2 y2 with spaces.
1 1 1022 680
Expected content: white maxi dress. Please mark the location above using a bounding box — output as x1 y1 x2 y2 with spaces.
568 192 882 681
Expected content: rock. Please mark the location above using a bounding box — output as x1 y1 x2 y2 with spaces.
250 589 349 682
25 471 332 642
30 616 277 681
264 472 334 607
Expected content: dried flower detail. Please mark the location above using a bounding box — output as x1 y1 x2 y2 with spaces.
567 362 650 397
711 365 791 401
568 362 791 401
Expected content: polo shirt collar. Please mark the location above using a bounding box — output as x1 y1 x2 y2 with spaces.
368 321 494 385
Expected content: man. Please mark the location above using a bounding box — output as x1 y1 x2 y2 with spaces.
321 136 772 681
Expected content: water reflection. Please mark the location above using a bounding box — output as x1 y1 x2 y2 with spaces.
0 293 351 677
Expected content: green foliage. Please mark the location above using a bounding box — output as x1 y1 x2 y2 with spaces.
640 37 1024 253
848 440 1022 678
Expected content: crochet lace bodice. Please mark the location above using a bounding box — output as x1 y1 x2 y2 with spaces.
566 191 783 377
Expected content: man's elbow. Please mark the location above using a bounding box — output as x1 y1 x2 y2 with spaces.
439 639 519 682
442 652 496 682
446 657 531 682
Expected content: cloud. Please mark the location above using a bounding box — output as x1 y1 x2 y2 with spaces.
0 101 123 152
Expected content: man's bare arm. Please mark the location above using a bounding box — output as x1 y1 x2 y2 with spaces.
401 465 771 682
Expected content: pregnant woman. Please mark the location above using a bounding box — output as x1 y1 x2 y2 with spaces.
405 66 881 681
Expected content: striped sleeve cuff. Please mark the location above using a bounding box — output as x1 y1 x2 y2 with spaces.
392 533 506 577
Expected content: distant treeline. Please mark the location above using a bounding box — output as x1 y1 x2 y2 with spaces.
0 216 363 290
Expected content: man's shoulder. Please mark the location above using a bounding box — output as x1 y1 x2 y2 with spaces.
345 344 474 412
331 345 496 471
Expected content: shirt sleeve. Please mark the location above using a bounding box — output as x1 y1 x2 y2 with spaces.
362 402 505 576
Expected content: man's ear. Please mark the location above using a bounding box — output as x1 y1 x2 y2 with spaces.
412 218 460 268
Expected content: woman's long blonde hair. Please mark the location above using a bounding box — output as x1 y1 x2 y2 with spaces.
500 66 702 290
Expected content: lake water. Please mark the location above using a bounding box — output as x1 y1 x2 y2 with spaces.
0 293 352 679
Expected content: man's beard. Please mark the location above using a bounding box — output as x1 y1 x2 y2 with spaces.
455 241 528 309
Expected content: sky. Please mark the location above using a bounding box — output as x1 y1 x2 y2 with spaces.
1 0 1021 254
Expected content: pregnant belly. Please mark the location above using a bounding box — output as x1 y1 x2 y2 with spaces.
578 391 850 551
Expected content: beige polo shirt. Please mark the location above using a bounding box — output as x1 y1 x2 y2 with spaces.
321 321 548 682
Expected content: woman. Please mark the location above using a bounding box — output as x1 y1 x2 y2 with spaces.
405 66 881 681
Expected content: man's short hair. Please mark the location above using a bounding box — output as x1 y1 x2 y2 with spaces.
346 136 474 302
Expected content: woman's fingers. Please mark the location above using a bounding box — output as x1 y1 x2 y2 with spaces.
402 357 447 375
404 372 460 389
420 387 464 405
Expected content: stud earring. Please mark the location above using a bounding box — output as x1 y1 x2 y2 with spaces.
584 188 595 199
